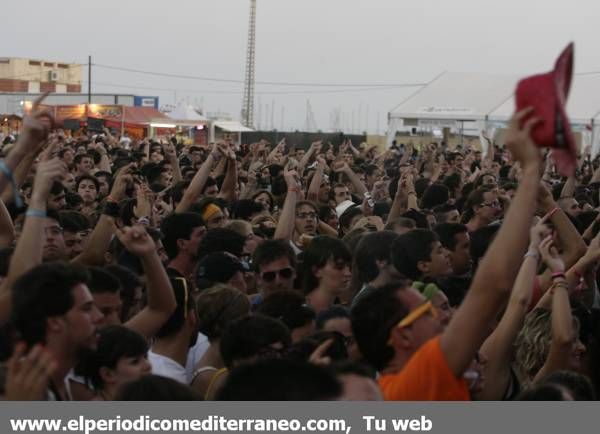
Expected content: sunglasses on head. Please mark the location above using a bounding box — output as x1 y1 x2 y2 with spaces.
261 267 294 282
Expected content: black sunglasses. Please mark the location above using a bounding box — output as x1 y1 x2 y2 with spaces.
261 267 294 282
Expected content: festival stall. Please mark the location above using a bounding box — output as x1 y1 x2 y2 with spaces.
158 104 211 145
23 103 170 139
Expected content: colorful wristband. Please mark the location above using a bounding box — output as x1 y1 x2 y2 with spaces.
551 271 566 280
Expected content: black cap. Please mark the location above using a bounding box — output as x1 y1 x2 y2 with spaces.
195 252 249 290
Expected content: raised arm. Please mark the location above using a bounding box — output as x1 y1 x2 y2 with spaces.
71 167 133 266
478 222 548 399
164 141 182 183
386 175 408 224
175 144 219 213
533 240 575 382
537 184 587 290
441 108 542 377
297 141 320 176
0 198 15 248
482 130 495 163
217 145 238 202
118 226 177 340
333 162 367 197
0 159 67 326
90 141 112 173
560 175 576 199
274 165 299 242
0 94 52 199
306 156 326 202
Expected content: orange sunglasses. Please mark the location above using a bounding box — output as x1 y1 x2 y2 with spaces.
387 301 438 345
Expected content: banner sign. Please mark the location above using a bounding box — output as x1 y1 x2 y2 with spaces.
2 402 599 434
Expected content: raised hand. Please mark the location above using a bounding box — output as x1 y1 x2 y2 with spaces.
505 108 543 170
310 140 323 154
17 92 54 153
308 338 334 367
283 164 299 191
134 184 153 219
538 183 557 212
332 161 349 173
110 164 135 202
5 343 57 401
164 142 177 162
529 214 551 249
116 225 156 259
31 158 67 202
539 235 565 273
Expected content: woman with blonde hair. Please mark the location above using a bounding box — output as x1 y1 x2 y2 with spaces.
190 284 251 400
514 237 586 388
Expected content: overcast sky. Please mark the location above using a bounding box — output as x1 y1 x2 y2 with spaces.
3 0 599 133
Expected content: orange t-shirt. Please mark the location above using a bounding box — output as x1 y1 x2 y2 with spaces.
378 336 470 401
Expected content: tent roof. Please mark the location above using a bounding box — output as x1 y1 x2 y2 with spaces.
214 121 253 132
389 72 520 121
390 71 600 125
166 104 208 122
122 107 169 125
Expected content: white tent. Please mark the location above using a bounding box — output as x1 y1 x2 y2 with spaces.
388 71 600 156
166 103 208 122
387 72 520 145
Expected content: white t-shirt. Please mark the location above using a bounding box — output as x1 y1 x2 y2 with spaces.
185 332 210 383
148 350 188 384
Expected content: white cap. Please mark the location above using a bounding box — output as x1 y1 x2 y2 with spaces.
335 200 357 217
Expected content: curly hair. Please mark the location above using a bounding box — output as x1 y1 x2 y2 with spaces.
515 308 580 387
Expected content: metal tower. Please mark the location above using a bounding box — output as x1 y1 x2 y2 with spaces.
241 0 257 128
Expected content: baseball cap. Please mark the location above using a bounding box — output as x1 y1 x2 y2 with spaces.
195 251 249 290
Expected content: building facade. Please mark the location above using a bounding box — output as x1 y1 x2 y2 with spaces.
0 57 82 94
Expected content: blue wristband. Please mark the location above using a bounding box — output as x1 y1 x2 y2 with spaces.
25 208 47 218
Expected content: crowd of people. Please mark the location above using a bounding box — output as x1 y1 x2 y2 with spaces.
0 94 599 401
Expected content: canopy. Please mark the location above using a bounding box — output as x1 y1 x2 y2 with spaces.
121 106 169 125
166 103 208 123
388 71 600 155
214 121 253 132
389 72 520 122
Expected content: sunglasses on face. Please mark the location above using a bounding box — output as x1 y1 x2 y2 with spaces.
260 267 294 282
387 301 438 345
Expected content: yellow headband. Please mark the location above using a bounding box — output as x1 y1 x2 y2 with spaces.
202 203 221 221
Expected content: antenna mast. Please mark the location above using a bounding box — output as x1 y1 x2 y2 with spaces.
241 0 257 128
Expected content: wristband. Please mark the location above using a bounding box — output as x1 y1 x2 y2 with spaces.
288 187 300 193
137 217 150 226
524 249 539 259
25 208 47 218
551 271 566 280
105 195 118 203
102 201 120 218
